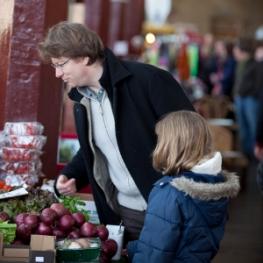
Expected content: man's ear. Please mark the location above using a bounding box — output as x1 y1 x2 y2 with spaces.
83 56 90 65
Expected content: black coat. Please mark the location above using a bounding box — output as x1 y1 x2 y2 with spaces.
60 48 194 224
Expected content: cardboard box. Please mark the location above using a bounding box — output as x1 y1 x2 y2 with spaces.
0 233 28 262
0 234 55 263
29 235 56 263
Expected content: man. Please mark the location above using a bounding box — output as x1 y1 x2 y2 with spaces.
38 21 194 241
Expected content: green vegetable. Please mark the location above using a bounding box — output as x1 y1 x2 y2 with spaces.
0 222 16 244
0 188 57 221
59 195 89 221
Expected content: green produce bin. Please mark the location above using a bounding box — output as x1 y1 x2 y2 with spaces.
56 238 100 263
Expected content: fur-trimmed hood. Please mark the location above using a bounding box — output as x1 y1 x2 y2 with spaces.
169 152 240 201
170 171 240 201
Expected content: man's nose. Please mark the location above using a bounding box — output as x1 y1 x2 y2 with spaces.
55 68 63 78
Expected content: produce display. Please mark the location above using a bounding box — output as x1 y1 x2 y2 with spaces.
2 147 41 162
0 123 122 262
0 121 46 187
59 195 90 220
0 188 57 220
3 122 44 136
0 160 42 174
7 135 46 150
0 189 120 262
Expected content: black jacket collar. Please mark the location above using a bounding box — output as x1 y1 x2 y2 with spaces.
100 48 131 86
68 48 131 102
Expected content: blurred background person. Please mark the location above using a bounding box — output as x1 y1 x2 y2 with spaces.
211 40 236 99
254 40 263 161
233 38 259 160
253 40 263 193
198 33 217 95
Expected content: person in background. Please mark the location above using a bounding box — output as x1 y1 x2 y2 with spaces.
211 40 236 98
128 110 240 263
254 40 263 161
38 21 194 242
255 105 263 193
253 41 263 192
198 33 217 94
233 38 258 159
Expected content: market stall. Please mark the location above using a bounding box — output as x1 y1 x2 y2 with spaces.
0 122 126 263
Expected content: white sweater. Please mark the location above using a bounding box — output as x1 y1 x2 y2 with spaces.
82 87 147 211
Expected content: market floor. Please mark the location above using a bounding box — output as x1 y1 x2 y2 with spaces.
213 161 263 263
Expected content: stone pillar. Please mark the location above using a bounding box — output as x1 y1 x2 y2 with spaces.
0 0 68 178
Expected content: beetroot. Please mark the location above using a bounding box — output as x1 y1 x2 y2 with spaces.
15 213 28 225
80 222 98 237
40 208 57 225
58 214 75 231
24 214 39 230
36 222 53 236
16 223 32 243
101 239 118 258
53 227 66 239
0 212 9 222
97 225 109 241
72 212 85 227
50 203 69 217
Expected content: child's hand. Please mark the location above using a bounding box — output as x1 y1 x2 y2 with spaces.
255 145 263 161
121 249 129 262
122 248 128 256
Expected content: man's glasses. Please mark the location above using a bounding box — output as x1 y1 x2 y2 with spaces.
51 58 70 69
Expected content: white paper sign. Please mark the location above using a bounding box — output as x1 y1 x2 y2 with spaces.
0 187 28 200
35 257 44 262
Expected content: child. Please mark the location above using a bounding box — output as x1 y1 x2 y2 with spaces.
127 110 240 263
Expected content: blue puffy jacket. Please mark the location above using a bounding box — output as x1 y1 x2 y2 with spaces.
127 171 240 263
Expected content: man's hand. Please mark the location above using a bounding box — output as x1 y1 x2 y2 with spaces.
56 174 77 195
